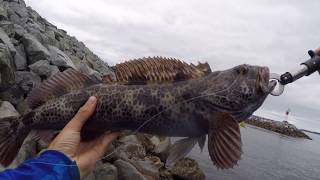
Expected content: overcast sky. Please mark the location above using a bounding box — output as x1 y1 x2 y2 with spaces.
25 0 320 131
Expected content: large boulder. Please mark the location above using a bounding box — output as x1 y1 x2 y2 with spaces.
170 158 205 180
13 24 26 39
115 142 146 160
0 84 24 106
0 100 19 118
15 71 41 93
131 156 162 179
0 4 8 20
93 162 118 180
114 160 147 180
48 45 75 69
149 136 171 161
7 0 28 25
77 62 103 81
0 43 15 90
29 60 59 78
0 28 16 56
14 44 27 70
0 21 15 37
22 33 50 65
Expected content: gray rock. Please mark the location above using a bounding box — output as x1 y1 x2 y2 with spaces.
7 1 28 25
0 84 24 105
115 160 147 180
48 46 75 69
77 62 102 81
43 30 57 46
14 44 27 70
84 56 112 76
6 8 25 26
15 71 41 92
25 20 45 41
131 156 162 178
0 101 19 118
93 162 118 180
0 43 15 88
10 37 19 46
0 4 8 20
116 142 146 160
0 21 14 37
150 136 171 155
0 28 16 56
119 135 140 145
22 33 50 65
16 99 30 115
170 158 205 180
13 24 26 39
29 60 59 78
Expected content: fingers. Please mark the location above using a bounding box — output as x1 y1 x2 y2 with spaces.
64 96 97 132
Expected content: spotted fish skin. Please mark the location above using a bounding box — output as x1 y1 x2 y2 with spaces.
29 76 210 137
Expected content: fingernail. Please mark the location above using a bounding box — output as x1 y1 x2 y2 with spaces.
88 96 96 104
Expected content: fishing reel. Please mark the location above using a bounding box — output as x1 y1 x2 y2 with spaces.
270 48 320 96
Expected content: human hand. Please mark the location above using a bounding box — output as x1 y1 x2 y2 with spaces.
48 96 119 179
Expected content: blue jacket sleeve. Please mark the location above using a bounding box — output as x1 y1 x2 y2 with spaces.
0 150 80 180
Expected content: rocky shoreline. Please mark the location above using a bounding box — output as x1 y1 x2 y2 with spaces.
246 115 312 140
0 0 205 179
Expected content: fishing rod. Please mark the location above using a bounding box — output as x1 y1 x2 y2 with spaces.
270 48 320 96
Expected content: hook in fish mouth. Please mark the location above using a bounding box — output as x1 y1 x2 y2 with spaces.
257 67 275 93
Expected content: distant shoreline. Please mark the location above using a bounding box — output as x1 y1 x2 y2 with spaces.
246 115 312 140
300 129 320 136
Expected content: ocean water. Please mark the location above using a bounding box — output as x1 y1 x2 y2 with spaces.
188 126 320 180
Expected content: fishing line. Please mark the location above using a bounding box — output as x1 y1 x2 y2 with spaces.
29 162 78 167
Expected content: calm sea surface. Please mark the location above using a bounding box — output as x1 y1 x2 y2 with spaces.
188 126 320 180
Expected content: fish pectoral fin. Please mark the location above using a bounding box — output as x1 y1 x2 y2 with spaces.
29 130 57 143
208 112 242 169
166 136 203 167
27 68 100 109
197 135 206 152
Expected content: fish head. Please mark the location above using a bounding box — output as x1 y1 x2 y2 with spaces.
204 64 276 121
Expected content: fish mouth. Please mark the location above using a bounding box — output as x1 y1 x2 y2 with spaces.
257 67 275 93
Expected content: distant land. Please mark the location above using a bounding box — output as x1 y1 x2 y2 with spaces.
300 129 320 135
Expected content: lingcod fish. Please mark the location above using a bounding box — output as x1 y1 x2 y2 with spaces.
0 63 275 169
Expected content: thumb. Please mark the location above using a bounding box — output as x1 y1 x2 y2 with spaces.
64 96 97 132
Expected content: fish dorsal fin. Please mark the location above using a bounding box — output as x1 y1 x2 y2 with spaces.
208 112 242 169
27 68 99 109
105 57 212 84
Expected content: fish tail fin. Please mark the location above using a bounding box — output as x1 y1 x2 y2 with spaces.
0 116 29 167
